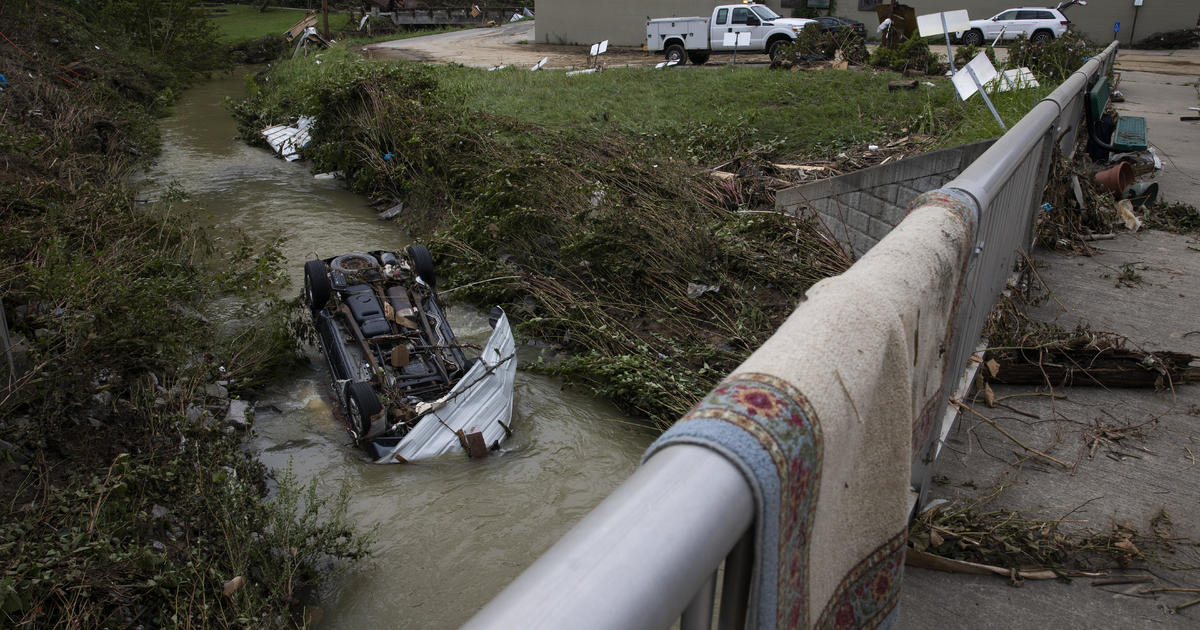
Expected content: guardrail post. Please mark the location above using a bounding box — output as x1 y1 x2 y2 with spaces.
716 530 753 630
680 572 716 630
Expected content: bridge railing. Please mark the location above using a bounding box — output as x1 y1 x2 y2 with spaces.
463 41 1120 630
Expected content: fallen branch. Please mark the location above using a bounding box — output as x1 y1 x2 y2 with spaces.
906 548 1070 581
985 335 1199 388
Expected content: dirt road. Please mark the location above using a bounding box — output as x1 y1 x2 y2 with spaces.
363 21 667 70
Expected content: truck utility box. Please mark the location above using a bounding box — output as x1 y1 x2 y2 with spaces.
646 4 816 64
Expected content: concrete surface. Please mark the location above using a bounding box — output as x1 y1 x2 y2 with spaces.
899 58 1200 629
1112 66 1200 205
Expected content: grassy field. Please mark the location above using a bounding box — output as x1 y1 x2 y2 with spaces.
439 61 1050 161
208 4 345 42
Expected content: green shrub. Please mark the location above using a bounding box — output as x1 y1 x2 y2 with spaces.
870 37 947 75
1008 29 1100 81
953 44 998 70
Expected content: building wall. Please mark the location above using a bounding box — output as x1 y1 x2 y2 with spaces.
537 1 1197 48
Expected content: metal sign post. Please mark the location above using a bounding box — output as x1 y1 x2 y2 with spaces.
941 12 956 73
951 51 1006 130
723 31 751 65
917 10 970 74
966 65 1006 130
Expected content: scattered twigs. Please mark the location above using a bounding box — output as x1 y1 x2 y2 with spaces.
952 399 1071 468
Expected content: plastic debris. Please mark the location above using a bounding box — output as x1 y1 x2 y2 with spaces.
379 203 404 220
1115 199 1142 232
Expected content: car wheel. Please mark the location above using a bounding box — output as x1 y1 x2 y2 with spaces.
304 259 331 312
1030 30 1053 43
346 381 382 437
768 39 787 61
664 43 686 65
331 252 378 274
961 29 984 46
687 50 710 65
406 244 437 292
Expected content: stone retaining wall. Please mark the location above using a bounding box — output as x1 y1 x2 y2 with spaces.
775 140 995 258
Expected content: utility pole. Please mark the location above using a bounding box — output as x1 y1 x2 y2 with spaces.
322 0 330 40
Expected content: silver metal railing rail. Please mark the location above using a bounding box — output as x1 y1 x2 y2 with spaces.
464 41 1120 630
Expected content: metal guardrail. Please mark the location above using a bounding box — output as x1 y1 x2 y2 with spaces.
465 41 1120 630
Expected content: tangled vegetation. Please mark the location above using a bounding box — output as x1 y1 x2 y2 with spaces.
773 23 868 66
231 50 853 426
230 26 1066 426
1008 30 1101 82
869 37 947 76
1 1 369 626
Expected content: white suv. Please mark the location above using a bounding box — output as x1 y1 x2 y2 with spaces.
957 7 1071 45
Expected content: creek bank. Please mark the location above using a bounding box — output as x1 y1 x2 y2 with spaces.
232 48 857 428
0 2 369 626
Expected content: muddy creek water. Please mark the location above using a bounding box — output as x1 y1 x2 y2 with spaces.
142 72 654 628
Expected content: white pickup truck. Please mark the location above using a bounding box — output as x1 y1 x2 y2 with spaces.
646 4 816 65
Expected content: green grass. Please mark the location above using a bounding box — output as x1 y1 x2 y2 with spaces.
209 4 351 43
438 63 1054 161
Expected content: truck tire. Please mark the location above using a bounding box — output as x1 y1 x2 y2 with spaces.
304 259 331 312
768 38 788 62
346 381 382 438
664 43 687 65
961 29 984 46
1030 30 1053 43
406 244 437 291
687 50 710 65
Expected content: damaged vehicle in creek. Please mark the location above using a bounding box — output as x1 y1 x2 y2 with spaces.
303 245 516 463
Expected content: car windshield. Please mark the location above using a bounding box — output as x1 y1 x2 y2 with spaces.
752 6 781 20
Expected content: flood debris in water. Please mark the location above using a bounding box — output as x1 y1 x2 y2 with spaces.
262 115 313 161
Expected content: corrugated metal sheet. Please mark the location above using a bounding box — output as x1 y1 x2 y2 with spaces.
375 310 518 463
261 116 313 161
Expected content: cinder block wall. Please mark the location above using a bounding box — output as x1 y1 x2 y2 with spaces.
775 140 994 258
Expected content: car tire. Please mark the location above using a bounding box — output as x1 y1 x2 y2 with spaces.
406 244 437 292
346 381 382 437
664 43 686 65
687 50 710 65
768 38 788 62
304 259 331 312
961 29 984 46
1030 30 1053 43
331 252 378 274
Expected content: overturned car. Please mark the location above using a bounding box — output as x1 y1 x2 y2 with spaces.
303 245 516 463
